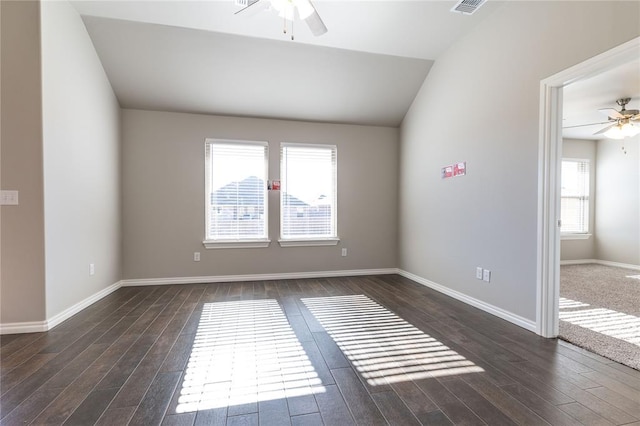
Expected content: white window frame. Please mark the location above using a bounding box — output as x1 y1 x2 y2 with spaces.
279 142 339 247
203 139 270 249
560 158 591 240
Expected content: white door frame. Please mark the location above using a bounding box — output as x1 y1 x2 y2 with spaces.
536 37 640 338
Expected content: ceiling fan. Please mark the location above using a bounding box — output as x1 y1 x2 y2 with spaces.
234 0 327 39
564 98 640 139
594 98 640 139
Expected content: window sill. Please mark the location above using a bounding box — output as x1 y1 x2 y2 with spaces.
203 239 271 249
278 238 340 247
561 233 592 241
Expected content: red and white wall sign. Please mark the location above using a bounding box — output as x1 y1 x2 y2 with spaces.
442 162 466 179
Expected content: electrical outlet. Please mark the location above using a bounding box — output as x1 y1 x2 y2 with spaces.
89 263 95 276
483 269 491 282
194 252 201 262
341 248 347 257
0 190 19 205
476 267 483 280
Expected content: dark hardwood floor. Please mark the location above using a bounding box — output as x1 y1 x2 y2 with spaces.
1 275 639 425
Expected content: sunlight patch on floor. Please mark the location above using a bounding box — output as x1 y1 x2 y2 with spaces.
301 295 483 386
559 297 640 345
559 297 590 309
176 299 325 414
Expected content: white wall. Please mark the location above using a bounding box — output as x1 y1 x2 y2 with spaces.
0 0 47 325
399 1 639 322
560 139 597 261
595 136 640 266
122 109 398 280
41 1 121 319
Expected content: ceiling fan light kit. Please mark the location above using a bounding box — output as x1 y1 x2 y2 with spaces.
271 0 313 20
595 98 640 140
234 0 327 39
603 120 640 139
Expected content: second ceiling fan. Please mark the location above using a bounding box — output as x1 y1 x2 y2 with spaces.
594 98 640 138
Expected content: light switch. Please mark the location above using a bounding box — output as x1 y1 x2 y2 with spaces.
0 190 19 206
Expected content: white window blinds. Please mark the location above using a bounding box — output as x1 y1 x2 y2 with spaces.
205 140 268 241
280 144 337 240
560 159 590 233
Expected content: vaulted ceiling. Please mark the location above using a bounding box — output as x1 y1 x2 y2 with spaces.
70 0 505 126
70 1 639 131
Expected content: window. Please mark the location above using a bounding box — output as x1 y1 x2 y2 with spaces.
204 139 269 248
280 143 338 246
560 159 590 235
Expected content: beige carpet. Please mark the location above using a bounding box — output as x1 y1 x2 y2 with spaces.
559 263 640 370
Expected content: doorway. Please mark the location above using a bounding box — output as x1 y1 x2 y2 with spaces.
537 36 640 339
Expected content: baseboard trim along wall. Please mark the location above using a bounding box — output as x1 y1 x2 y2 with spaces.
560 259 640 271
0 280 123 335
397 269 537 333
121 268 398 287
0 321 49 335
2 268 536 335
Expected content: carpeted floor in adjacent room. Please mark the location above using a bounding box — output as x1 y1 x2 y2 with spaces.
560 263 640 370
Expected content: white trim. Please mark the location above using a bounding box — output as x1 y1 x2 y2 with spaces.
595 260 640 271
560 259 597 265
121 269 398 287
203 239 271 249
560 259 640 271
46 281 123 330
398 270 537 333
0 280 123 335
0 321 48 335
560 233 591 240
537 37 640 339
278 238 340 247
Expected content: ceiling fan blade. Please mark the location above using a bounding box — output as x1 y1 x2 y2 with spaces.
593 123 617 135
598 108 624 119
631 113 640 121
562 121 610 129
234 0 268 16
304 8 327 36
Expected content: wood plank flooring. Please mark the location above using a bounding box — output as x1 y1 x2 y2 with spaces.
1 275 639 425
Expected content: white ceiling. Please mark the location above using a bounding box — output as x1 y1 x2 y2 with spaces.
65 2 640 130
70 0 506 126
563 58 640 140
71 1 505 60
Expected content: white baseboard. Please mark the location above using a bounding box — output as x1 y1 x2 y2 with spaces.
0 280 123 335
46 281 123 330
121 269 398 287
560 259 598 265
0 321 48 335
1 268 539 335
560 259 640 271
397 269 537 333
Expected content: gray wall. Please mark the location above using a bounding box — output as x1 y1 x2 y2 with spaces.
0 0 47 324
122 109 398 280
41 1 122 319
560 139 597 261
399 1 639 321
595 136 640 266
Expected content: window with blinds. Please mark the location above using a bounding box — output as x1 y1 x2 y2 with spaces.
204 139 268 245
560 159 590 234
280 143 337 241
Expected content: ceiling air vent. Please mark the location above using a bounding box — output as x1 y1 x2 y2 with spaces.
451 0 487 15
